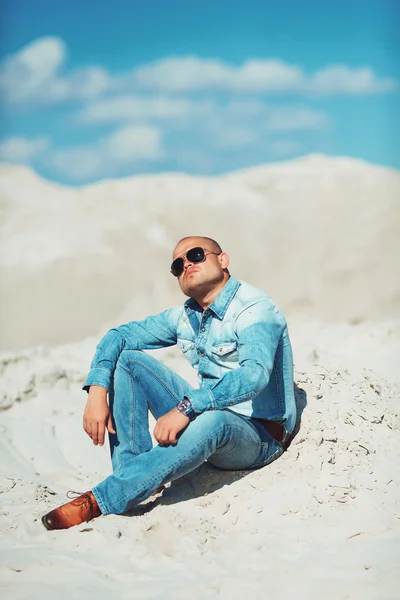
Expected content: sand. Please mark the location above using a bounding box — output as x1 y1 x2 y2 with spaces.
0 155 399 599
1 154 399 351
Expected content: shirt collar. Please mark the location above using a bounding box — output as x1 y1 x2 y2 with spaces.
184 276 241 320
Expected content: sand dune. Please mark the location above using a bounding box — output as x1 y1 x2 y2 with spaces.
1 154 399 351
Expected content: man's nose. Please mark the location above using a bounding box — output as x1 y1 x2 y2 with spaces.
183 255 194 268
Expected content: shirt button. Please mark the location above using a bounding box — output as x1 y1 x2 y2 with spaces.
201 328 205 332
229 402 233 406
201 353 205 356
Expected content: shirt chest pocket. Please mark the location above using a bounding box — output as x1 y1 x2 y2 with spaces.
211 341 238 361
177 339 196 357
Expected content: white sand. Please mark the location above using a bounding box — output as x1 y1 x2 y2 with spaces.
0 155 399 599
1 154 399 350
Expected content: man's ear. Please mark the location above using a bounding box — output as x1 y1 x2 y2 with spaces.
219 252 230 269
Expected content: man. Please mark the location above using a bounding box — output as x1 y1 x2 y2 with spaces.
42 236 296 530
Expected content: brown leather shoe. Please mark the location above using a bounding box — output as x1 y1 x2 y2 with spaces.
41 491 102 530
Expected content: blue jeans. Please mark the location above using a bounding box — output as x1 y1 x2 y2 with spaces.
92 350 284 515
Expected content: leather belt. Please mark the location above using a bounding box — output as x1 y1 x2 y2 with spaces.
253 418 291 447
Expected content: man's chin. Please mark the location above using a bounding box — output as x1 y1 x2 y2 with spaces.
183 280 203 295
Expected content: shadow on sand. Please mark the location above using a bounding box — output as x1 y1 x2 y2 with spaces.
127 383 307 516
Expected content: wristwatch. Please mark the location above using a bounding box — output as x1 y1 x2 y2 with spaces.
176 397 196 421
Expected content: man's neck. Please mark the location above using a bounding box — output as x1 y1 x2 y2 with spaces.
193 275 230 311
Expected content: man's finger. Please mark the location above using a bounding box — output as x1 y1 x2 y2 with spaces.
85 419 92 438
157 428 167 445
91 423 99 445
106 414 116 434
98 422 105 446
168 430 178 444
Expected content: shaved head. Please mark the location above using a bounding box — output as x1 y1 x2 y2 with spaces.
174 236 223 256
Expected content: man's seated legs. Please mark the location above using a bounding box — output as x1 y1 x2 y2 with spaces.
93 407 283 516
42 351 283 527
108 349 194 473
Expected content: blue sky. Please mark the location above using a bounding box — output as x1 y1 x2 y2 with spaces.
0 0 398 184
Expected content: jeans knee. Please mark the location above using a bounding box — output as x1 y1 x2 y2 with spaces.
116 350 145 373
116 350 168 387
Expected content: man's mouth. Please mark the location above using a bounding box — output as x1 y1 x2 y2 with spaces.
185 268 199 277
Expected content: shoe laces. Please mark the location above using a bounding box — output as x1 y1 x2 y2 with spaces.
66 490 95 522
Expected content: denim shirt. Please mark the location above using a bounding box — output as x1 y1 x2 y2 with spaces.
84 276 297 434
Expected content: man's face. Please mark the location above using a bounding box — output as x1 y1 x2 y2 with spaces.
172 237 228 298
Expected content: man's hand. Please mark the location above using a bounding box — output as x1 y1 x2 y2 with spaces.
83 385 116 446
154 408 190 445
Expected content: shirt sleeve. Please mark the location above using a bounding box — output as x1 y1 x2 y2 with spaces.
83 307 181 391
187 300 284 414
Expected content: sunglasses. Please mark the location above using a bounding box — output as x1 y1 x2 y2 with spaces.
170 247 221 277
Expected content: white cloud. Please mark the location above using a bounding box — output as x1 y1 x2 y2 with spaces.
310 65 396 95
63 66 110 99
224 99 268 118
76 95 213 124
48 125 163 180
202 103 330 150
0 136 50 162
49 147 104 180
0 37 65 103
77 94 330 134
0 37 396 109
201 104 328 153
0 37 109 104
133 57 232 92
212 126 259 150
132 56 397 95
107 125 164 162
265 106 331 131
132 57 305 93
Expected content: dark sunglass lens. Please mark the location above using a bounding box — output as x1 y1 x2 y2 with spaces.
170 257 184 277
186 247 205 263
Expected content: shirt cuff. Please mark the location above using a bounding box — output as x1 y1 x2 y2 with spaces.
186 387 215 414
82 367 111 392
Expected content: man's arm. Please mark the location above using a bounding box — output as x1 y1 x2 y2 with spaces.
83 307 181 446
83 307 181 391
185 300 285 414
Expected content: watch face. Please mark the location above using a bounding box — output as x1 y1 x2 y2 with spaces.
178 399 191 413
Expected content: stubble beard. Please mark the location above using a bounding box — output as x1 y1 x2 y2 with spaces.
181 274 205 297
181 270 222 299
